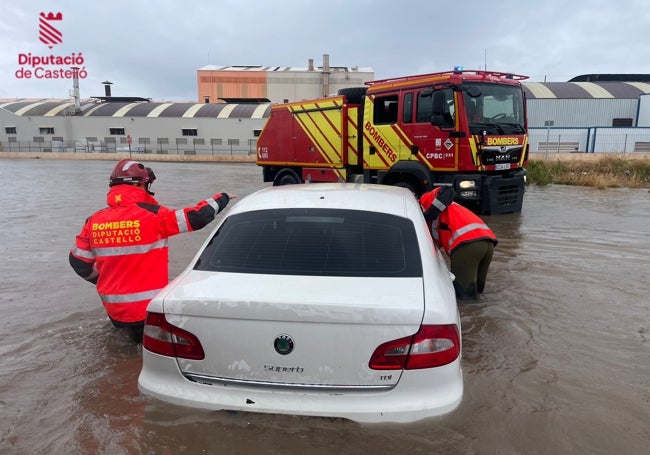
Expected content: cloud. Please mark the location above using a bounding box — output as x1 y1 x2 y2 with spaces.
2 0 650 100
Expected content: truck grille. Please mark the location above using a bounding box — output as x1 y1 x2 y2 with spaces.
495 182 522 207
480 147 523 166
481 174 525 215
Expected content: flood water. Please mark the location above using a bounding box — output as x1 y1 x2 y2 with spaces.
0 158 648 455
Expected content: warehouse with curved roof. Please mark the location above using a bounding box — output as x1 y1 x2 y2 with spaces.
0 99 272 120
523 79 650 128
521 75 650 153
0 97 273 155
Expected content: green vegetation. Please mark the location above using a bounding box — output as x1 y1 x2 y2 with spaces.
525 156 650 189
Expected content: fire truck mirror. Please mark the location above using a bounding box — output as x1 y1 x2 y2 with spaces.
431 114 445 126
432 92 446 115
466 87 483 98
431 92 454 128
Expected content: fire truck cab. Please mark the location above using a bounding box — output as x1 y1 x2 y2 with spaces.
257 70 529 215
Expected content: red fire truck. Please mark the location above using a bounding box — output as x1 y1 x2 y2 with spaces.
256 69 529 214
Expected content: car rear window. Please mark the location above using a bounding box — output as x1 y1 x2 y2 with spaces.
194 208 422 277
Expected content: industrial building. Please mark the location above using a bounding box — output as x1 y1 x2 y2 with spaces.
197 54 373 104
0 54 372 156
2 56 650 156
524 76 650 153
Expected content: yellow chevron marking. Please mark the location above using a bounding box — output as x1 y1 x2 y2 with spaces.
290 98 344 164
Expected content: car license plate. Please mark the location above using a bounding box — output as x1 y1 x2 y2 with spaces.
495 163 511 170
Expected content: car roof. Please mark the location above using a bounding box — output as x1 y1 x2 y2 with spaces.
229 183 418 217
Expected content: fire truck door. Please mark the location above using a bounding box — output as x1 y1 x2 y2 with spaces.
406 89 458 170
362 95 401 169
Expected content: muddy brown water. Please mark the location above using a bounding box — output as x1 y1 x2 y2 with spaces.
0 159 648 455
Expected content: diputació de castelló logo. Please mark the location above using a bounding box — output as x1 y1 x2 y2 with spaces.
15 11 88 81
39 11 63 48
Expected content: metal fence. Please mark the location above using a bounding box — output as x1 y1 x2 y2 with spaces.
4 128 650 157
529 127 650 154
0 139 258 156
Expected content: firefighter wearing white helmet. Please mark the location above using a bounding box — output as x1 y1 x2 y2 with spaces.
69 159 236 342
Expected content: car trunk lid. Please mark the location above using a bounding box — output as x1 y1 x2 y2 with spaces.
161 271 424 388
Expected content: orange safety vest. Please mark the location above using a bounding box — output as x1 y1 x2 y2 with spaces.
436 202 498 256
70 185 227 323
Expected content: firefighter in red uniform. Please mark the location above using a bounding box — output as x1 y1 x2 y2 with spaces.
420 186 498 300
69 159 235 341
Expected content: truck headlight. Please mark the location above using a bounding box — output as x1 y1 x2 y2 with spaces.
459 180 477 189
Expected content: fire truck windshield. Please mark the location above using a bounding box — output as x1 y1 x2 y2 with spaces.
463 83 525 135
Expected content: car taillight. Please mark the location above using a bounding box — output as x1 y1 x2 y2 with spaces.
142 311 205 360
369 324 460 370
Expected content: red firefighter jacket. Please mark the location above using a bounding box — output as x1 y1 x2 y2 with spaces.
434 202 498 256
69 185 230 323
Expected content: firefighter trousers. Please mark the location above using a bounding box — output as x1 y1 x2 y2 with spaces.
449 239 495 300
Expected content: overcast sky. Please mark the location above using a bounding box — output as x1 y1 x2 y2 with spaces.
2 0 649 101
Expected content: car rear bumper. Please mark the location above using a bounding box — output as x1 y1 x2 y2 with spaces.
138 349 463 424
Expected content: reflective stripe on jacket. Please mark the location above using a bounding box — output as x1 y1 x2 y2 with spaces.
437 202 497 256
69 185 229 323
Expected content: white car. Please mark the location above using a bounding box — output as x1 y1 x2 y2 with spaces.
138 183 462 424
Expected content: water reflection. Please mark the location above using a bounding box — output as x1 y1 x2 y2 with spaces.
0 159 648 454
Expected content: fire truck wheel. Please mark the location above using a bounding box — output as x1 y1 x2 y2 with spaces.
273 169 302 186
